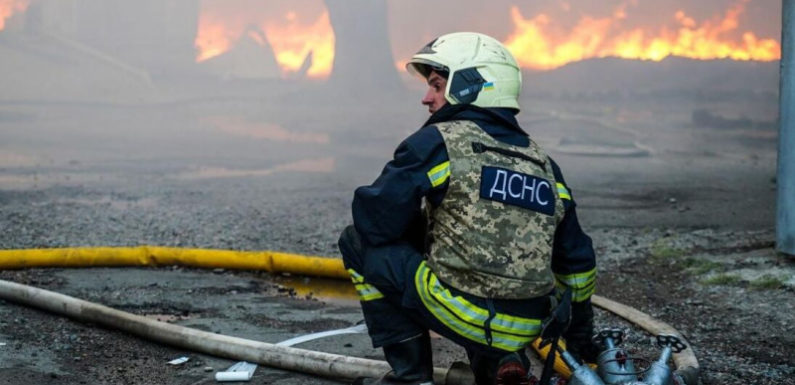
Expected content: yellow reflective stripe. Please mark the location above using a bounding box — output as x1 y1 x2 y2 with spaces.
354 283 382 296
554 286 593 303
574 284 595 302
427 161 451 188
348 268 364 283
556 182 571 200
554 268 596 288
428 274 489 323
426 274 541 336
356 284 384 301
415 262 541 350
491 313 542 336
554 280 593 295
491 330 533 351
415 263 487 345
554 268 596 302
362 294 383 301
348 269 384 301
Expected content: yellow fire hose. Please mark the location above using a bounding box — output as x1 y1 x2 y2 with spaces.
0 246 347 279
0 247 698 381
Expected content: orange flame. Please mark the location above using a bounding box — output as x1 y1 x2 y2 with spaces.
195 4 335 79
195 17 233 62
0 0 29 31
263 11 334 78
504 1 780 70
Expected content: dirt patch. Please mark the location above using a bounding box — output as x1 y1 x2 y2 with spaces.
597 229 795 384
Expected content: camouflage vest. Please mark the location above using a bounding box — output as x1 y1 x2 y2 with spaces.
425 120 565 299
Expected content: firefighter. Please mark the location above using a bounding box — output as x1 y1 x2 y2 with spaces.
338 32 598 385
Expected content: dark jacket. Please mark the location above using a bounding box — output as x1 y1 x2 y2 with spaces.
352 104 596 292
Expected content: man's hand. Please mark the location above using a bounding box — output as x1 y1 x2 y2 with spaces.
563 300 600 363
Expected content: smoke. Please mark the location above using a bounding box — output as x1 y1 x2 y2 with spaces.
0 0 781 194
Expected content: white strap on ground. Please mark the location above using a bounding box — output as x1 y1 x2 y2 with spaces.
276 324 369 347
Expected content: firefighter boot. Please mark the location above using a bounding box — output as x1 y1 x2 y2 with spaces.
354 333 434 385
494 352 533 385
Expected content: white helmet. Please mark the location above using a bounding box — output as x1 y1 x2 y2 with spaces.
406 32 522 110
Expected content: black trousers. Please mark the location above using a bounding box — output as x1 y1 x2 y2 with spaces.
338 226 551 384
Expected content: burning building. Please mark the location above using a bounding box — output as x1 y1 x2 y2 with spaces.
503 1 780 71
0 0 783 101
193 0 336 80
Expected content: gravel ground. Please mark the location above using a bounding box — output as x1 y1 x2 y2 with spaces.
0 170 792 385
1 96 792 384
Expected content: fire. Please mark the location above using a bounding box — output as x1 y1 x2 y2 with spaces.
263 11 334 78
194 2 335 79
0 0 29 31
504 1 781 70
195 18 232 62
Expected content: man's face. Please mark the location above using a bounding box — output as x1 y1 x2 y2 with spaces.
422 71 448 114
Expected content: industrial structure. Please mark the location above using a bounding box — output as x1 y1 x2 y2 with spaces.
778 0 794 256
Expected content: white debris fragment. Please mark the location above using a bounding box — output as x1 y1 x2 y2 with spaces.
167 356 190 365
215 361 257 382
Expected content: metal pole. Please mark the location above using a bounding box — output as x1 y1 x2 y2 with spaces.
778 0 795 256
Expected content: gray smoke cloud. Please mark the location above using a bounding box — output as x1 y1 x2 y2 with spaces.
0 0 781 208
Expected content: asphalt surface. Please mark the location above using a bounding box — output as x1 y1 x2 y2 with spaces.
1 94 792 384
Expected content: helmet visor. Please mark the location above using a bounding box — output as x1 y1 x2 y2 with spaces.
406 58 449 79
